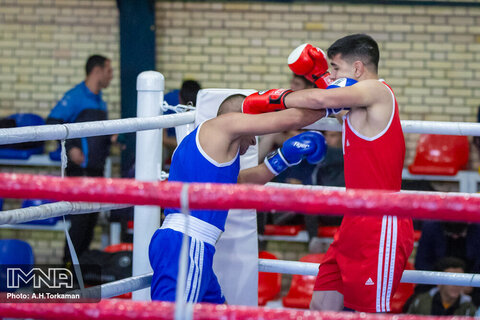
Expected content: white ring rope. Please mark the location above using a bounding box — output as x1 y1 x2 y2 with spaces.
258 259 480 287
402 120 480 136
0 113 479 147
306 117 480 136
88 259 480 299
70 272 153 299
0 201 130 225
0 111 195 145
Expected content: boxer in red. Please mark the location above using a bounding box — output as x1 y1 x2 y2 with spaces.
243 34 414 313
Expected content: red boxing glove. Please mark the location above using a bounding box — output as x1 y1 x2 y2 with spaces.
314 71 333 89
288 43 332 89
242 89 293 114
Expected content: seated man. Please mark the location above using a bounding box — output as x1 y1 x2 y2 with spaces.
149 94 327 303
415 221 480 305
407 257 477 316
307 130 344 253
256 74 315 234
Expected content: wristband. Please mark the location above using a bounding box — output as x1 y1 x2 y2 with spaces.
264 149 299 176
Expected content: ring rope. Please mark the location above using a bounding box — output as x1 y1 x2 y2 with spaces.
4 182 479 226
60 139 68 177
0 112 195 145
306 117 480 136
0 299 466 320
81 259 480 300
0 173 479 223
267 182 480 198
69 272 153 299
258 259 480 287
0 201 130 225
0 113 480 147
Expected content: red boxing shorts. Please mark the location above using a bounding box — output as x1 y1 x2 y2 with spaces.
314 215 414 313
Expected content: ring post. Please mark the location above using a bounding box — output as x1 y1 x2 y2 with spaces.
132 71 164 300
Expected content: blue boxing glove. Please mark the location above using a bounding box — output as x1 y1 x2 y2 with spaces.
265 131 327 176
325 77 358 117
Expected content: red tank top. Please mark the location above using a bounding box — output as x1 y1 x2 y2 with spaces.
343 80 405 191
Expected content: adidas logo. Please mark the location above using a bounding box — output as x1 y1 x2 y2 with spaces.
346 139 350 147
365 278 375 286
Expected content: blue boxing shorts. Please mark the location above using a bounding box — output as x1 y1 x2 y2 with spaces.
149 213 225 304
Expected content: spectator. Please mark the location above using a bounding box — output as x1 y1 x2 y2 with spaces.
307 130 344 253
256 74 315 236
257 74 314 160
313 130 343 187
407 257 477 316
415 221 480 276
47 54 114 266
163 80 202 167
414 221 480 305
289 73 314 91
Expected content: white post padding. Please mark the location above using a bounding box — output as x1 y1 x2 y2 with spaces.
195 88 259 306
133 71 164 301
174 122 196 146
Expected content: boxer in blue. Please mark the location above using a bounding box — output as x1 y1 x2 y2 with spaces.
149 94 327 303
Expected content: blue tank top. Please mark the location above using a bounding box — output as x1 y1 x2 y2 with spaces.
164 122 240 231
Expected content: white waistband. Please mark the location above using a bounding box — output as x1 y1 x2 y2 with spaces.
160 213 222 246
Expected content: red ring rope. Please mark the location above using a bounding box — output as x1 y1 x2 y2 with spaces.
0 299 465 320
0 172 479 222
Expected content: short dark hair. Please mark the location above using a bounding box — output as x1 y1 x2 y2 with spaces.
434 256 466 272
443 222 468 236
217 94 246 116
327 34 379 73
85 55 109 76
179 80 202 106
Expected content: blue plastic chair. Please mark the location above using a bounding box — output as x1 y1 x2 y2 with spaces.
7 113 45 127
21 199 60 225
22 199 54 208
0 239 34 292
0 113 45 159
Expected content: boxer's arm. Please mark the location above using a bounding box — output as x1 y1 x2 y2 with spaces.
218 107 326 139
199 108 325 164
237 163 274 184
238 131 327 184
284 80 379 111
333 111 347 125
242 89 292 114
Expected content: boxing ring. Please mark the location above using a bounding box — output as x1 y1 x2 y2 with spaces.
1 71 480 319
